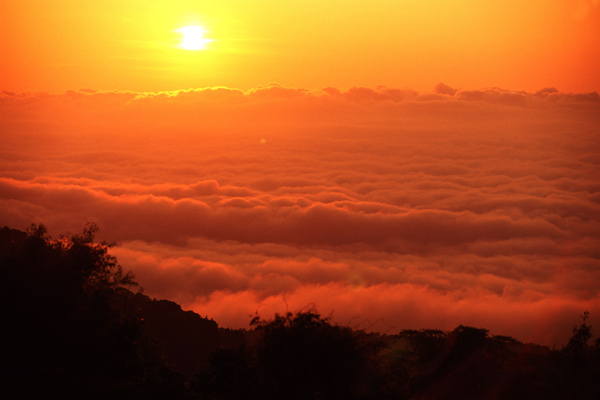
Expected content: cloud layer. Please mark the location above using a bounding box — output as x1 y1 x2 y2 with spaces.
2 84 599 345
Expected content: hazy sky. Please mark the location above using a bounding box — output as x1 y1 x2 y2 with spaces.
2 0 600 93
1 1 600 346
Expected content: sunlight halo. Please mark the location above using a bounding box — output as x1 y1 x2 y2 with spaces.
176 26 212 50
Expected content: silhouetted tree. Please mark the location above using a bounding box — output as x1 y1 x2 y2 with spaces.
0 224 187 399
563 311 592 354
252 310 369 399
549 311 600 399
400 328 447 371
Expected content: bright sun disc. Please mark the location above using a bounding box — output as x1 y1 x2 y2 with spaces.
177 26 211 50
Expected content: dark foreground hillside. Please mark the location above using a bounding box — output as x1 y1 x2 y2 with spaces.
1 224 599 399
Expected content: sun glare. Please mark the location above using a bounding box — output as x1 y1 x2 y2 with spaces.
177 26 212 50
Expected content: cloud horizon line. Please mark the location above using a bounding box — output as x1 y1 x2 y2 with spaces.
2 82 600 108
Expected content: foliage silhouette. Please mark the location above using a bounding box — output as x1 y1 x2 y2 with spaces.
2 223 600 399
549 311 600 399
196 309 378 400
0 224 187 399
251 310 372 399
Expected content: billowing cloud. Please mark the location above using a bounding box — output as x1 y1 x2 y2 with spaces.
2 84 599 345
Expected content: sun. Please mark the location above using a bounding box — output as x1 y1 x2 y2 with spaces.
176 26 212 50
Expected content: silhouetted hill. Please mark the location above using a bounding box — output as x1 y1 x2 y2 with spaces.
1 224 599 399
0 224 190 398
0 225 27 255
113 287 245 377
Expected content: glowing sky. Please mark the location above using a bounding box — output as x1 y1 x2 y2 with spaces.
2 0 600 93
1 1 600 346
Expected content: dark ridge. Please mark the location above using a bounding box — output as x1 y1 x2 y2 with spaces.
1 224 599 399
112 287 246 377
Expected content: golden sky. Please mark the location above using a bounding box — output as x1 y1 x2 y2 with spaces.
2 0 600 93
2 1 600 345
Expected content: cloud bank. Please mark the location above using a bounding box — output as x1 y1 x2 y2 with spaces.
1 84 599 345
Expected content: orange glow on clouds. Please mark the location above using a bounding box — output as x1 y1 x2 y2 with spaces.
1 0 600 346
1 86 599 345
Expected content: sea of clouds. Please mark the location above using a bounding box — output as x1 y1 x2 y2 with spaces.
1 83 599 345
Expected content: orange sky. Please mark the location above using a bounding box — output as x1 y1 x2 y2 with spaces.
2 0 600 93
2 1 600 346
